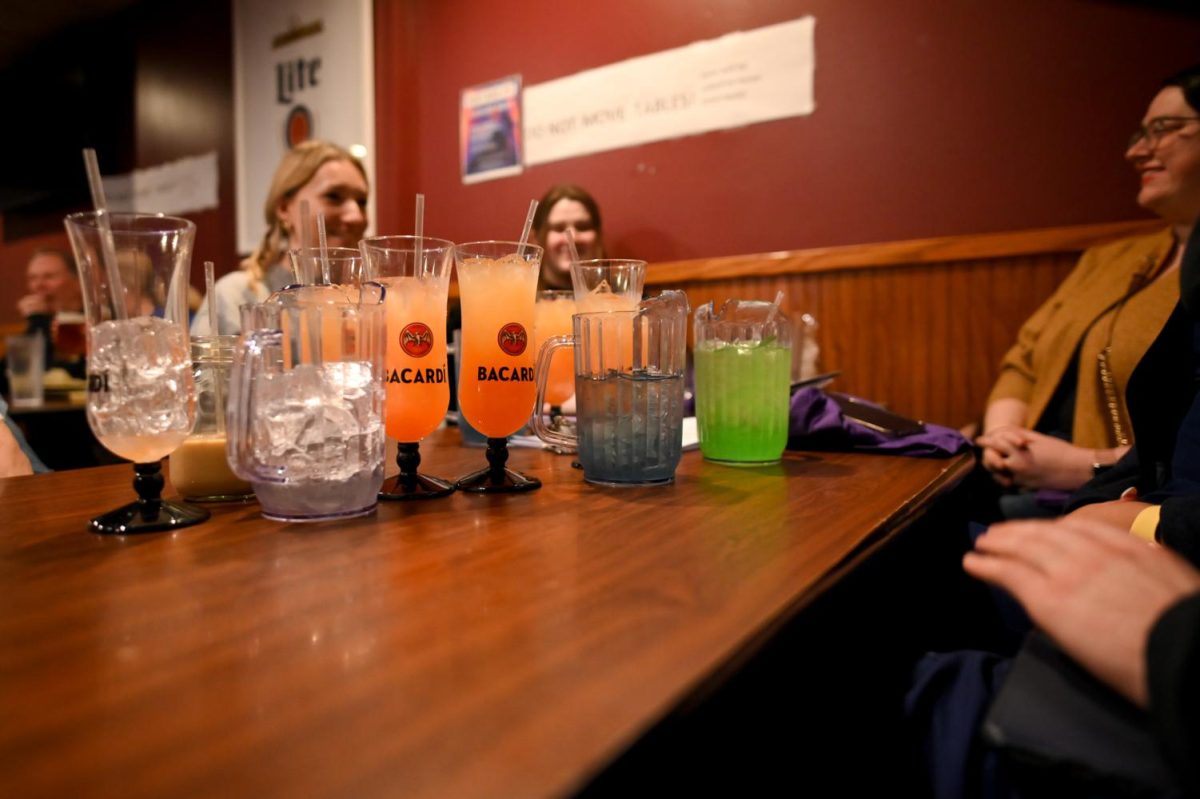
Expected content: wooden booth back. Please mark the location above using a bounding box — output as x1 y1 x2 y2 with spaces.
647 220 1163 430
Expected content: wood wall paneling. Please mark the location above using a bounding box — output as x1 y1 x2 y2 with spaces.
652 221 1152 429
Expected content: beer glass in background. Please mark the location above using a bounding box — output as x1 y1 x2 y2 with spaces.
454 240 543 493
693 299 793 464
227 285 387 522
532 291 689 486
533 290 576 409
53 311 88 360
360 235 456 500
64 211 208 534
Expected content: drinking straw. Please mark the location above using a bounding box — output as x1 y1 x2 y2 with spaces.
205 261 219 334
82 149 128 321
766 290 785 324
297 199 314 284
566 228 585 297
204 260 225 433
317 211 332 284
516 199 538 257
414 192 425 273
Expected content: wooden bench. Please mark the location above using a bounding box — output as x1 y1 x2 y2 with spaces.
648 219 1163 429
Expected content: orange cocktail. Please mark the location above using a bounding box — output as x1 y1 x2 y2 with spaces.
361 235 456 500
454 240 543 493
382 276 449 441
534 290 576 407
457 250 541 435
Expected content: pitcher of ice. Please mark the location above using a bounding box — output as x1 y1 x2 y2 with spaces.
226 283 387 521
532 291 689 486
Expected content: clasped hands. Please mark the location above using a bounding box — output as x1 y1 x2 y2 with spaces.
977 425 1093 491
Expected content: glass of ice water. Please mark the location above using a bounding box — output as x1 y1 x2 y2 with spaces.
64 211 209 534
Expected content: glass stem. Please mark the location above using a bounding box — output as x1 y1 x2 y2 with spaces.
133 461 165 519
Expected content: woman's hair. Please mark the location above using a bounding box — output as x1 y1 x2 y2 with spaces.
240 139 368 285
1163 63 1200 112
531 183 607 259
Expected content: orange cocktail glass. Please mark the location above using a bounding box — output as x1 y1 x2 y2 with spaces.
361 235 456 500
454 240 543 493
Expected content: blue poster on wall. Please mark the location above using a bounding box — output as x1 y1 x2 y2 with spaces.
460 75 523 184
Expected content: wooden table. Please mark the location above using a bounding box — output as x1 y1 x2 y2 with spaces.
0 430 971 797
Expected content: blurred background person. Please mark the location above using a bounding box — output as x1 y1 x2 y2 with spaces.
17 248 82 323
531 184 607 291
192 139 369 334
16 248 85 373
976 64 1200 519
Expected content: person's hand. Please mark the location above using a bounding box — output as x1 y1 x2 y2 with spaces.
16 293 53 318
977 424 1028 487
964 517 1200 707
976 428 1092 491
0 420 34 478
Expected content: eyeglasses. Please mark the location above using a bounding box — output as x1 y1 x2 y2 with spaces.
1128 116 1200 150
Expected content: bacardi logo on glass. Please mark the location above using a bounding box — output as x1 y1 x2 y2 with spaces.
400 323 434 358
496 323 527 356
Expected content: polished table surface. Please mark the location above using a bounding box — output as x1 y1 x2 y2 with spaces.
0 429 971 798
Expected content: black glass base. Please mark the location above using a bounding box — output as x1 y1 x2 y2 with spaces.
89 498 211 535
455 436 541 494
379 472 456 501
380 441 456 500
455 465 541 493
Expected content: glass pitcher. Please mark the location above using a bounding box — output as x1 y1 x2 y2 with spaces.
532 291 689 486
693 298 792 465
227 283 387 522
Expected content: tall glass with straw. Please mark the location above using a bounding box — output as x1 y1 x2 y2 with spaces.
64 149 209 533
453 200 543 493
361 196 457 499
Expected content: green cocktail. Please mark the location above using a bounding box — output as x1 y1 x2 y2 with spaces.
694 339 791 464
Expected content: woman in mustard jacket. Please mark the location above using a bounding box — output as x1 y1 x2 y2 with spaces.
977 66 1200 513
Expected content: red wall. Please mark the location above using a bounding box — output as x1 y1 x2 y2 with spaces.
374 0 1200 261
0 1 233 328
3 0 1199 329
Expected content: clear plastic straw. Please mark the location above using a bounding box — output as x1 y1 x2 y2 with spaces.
205 261 219 334
82 149 128 321
297 199 313 285
566 228 585 297
204 260 226 433
516 199 538 257
317 212 331 284
766 290 785 324
414 192 425 273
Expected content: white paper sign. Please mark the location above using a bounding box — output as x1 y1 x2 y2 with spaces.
104 151 219 215
234 0 375 253
524 17 815 166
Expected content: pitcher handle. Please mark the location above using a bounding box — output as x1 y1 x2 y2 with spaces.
226 328 283 483
531 335 576 450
